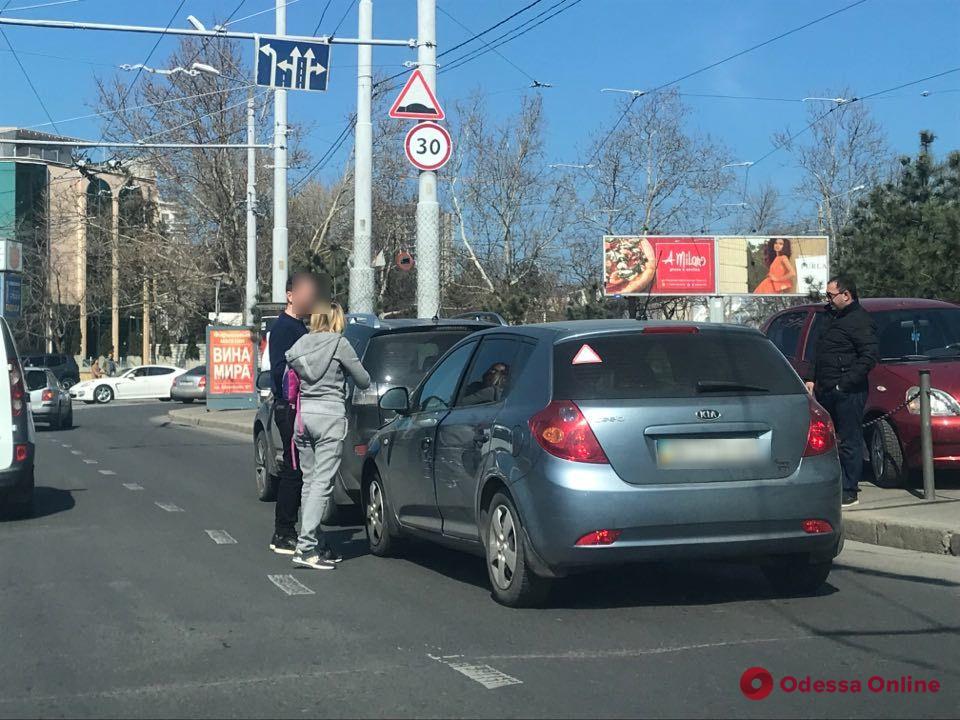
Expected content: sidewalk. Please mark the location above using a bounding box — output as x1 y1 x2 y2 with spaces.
169 405 960 558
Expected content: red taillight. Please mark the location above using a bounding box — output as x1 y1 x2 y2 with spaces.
198 376 206 389
802 519 833 534
641 326 699 334
9 362 24 416
41 389 55 402
575 529 622 546
15 444 28 463
804 400 836 456
529 400 608 464
354 444 367 456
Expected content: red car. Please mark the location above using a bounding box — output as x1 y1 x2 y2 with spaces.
763 298 960 487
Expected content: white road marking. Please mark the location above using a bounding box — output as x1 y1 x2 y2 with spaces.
204 529 237 545
61 444 71 448
428 654 522 690
98 470 116 476
83 459 98 464
122 483 144 491
154 502 183 512
70 450 82 456
267 574 315 596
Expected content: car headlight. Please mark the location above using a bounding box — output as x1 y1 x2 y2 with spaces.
906 386 960 416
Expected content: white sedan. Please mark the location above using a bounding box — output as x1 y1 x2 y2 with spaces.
70 365 187 404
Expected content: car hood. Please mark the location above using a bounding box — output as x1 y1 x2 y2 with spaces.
74 378 118 389
880 359 960 395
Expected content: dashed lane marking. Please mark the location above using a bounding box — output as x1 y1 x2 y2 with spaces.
83 459 98 464
123 483 144 491
428 655 522 690
98 470 116 476
267 574 315 596
70 450 82 456
61 444 71 448
154 502 183 512
205 530 237 545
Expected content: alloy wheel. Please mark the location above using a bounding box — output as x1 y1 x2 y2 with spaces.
95 386 112 403
488 504 518 590
871 428 885 481
367 480 384 545
255 435 267 494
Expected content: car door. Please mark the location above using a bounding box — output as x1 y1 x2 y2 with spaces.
433 336 526 540
114 367 149 398
797 309 826 382
386 340 478 533
765 310 808 374
147 367 176 397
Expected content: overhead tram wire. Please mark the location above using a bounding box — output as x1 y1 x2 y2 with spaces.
437 4 537 83
0 0 62 131
589 0 871 162
311 0 335 35
331 0 357 36
291 115 356 193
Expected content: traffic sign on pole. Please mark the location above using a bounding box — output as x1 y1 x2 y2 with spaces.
404 122 452 172
255 35 330 92
389 69 444 120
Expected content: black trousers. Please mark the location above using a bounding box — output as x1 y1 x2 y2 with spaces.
273 401 303 536
817 387 868 493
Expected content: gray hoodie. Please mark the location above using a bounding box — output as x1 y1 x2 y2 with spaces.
285 332 371 415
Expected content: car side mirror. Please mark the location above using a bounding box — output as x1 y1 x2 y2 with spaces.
256 370 272 391
379 386 410 414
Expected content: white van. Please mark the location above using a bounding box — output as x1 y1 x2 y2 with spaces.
0 317 35 517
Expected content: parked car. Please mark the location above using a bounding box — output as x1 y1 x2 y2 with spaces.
70 364 187 404
362 320 843 606
253 314 497 520
22 352 80 391
25 367 73 429
0 318 35 517
171 365 206 403
763 298 960 487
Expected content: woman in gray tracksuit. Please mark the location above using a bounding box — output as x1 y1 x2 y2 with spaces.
285 303 370 570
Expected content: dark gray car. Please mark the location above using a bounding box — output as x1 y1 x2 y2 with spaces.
252 314 498 521
363 320 844 607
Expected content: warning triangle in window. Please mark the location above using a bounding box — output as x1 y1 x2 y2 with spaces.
389 69 445 120
572 344 602 365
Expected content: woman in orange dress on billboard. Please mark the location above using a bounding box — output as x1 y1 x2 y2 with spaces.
754 237 796 294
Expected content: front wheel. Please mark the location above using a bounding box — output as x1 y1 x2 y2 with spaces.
255 430 278 502
763 557 832 596
483 492 551 607
870 419 905 488
93 385 114 404
59 377 78 392
365 472 399 557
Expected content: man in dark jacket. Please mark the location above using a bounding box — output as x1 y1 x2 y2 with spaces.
267 271 319 554
804 275 879 507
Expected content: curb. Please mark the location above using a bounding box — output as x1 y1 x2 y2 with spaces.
167 411 251 437
843 515 958 557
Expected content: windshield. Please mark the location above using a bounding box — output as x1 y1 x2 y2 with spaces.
875 308 960 360
553 331 804 400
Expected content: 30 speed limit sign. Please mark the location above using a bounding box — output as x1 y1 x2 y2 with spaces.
404 121 452 172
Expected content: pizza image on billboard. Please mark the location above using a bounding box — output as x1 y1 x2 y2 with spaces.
716 236 829 296
604 235 716 296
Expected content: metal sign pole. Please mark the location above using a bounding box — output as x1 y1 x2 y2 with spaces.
271 0 289 304
415 0 440 319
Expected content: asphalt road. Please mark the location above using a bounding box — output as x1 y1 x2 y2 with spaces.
1 402 958 719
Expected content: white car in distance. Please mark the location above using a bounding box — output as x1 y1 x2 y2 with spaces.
70 365 187 404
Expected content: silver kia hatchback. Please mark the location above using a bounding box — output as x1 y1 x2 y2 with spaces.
365 320 843 607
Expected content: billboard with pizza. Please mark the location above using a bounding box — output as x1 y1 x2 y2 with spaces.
603 236 716 296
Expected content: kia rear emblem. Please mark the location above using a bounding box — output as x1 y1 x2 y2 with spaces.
696 409 721 420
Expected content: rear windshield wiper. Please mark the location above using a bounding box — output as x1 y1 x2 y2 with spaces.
696 380 770 393
881 354 930 362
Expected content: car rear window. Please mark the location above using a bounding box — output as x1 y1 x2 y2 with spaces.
26 370 47 391
363 329 476 389
185 365 205 376
553 331 804 400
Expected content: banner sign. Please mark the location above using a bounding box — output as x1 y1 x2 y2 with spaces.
0 272 21 319
206 325 258 410
603 235 829 297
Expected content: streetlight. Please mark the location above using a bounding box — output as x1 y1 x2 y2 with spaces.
549 162 595 169
819 184 867 233
802 96 854 104
186 15 206 32
722 161 754 168
601 88 646 98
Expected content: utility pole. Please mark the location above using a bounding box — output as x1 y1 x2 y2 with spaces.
350 0 375 313
415 0 439 318
246 91 258 324
271 0 289 303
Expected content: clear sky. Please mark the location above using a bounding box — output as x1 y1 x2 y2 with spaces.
2 0 959 218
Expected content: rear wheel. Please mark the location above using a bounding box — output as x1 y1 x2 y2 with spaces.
2 468 34 519
59 376 78 392
483 492 551 607
254 430 278 502
61 403 73 429
365 472 399 557
180 398 194 404
870 419 905 488
94 385 114 404
763 556 832 596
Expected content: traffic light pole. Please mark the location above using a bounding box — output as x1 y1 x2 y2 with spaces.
246 91 258 325
271 0 289 304
416 0 440 319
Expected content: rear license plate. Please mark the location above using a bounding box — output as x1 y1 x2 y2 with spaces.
657 437 766 469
